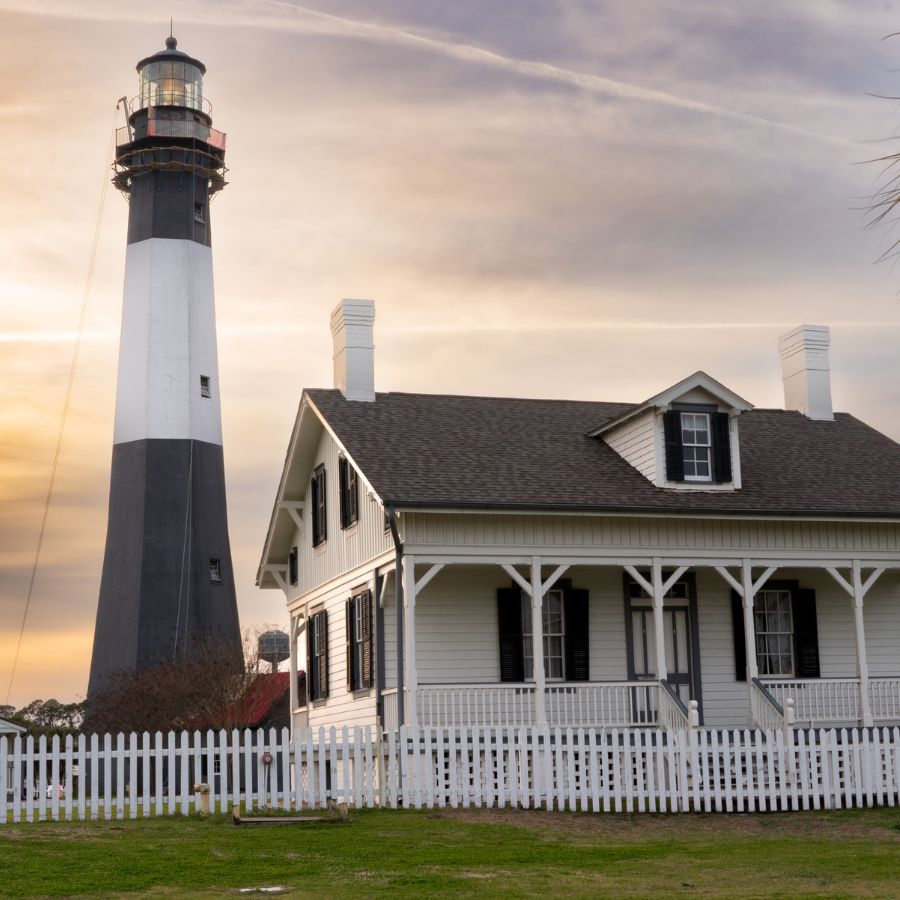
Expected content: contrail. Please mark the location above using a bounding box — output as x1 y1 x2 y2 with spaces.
259 0 857 149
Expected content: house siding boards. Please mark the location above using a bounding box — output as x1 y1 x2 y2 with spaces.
602 410 657 483
402 513 900 556
865 573 900 678
296 429 393 596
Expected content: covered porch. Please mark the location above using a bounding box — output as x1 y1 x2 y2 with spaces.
379 552 900 733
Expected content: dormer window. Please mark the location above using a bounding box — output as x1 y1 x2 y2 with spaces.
663 406 732 484
680 412 712 481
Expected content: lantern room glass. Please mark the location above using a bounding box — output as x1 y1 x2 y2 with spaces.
139 60 203 110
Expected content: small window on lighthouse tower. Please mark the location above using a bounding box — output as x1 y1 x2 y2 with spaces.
200 375 211 398
194 201 206 224
209 559 222 583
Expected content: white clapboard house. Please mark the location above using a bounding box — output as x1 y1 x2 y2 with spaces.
257 301 900 735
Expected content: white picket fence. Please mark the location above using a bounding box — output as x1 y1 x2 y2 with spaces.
2 725 899 822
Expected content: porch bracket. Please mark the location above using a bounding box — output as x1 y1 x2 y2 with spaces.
415 563 445 595
377 572 392 609
661 565 689 597
265 564 290 594
501 563 533 597
541 564 570 596
623 565 653 597
279 500 304 532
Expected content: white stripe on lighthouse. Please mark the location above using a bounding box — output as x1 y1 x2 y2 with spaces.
113 237 224 446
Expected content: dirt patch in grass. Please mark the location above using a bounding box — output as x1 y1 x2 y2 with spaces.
442 806 900 841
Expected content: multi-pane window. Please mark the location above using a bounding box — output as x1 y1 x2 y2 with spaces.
680 412 712 481
755 590 794 676
522 590 565 680
339 458 359 530
311 465 327 547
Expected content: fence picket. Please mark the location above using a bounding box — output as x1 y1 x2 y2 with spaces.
127 733 137 819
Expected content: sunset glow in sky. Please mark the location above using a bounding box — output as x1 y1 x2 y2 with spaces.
2 1 900 706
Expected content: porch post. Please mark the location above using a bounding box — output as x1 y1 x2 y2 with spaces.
403 555 418 727
651 558 668 681
740 559 759 681
530 557 547 727
851 561 874 727
288 615 299 716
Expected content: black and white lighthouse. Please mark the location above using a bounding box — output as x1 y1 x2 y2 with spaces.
88 37 241 695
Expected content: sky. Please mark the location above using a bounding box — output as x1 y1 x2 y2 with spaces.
2 1 900 707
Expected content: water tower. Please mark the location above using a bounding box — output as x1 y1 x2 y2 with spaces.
258 630 291 673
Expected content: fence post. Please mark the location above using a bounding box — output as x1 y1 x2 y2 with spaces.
688 701 700 729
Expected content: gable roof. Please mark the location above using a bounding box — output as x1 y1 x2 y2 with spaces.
589 371 753 437
305 388 900 518
0 717 26 735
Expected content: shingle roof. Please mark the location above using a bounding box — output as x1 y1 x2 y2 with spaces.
306 388 900 518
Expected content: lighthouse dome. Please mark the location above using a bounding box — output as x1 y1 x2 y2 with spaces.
136 36 206 111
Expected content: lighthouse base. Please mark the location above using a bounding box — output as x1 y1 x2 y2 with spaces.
87 437 242 696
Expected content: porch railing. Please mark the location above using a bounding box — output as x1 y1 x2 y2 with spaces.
870 678 900 723
545 682 658 727
762 678 861 726
418 685 536 728
658 680 696 731
409 682 697 730
750 678 793 732
381 688 399 734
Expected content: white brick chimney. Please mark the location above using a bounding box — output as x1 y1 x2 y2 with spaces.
331 298 375 402
778 324 833 421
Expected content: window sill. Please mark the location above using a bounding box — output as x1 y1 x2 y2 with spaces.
314 542 327 555
341 523 359 538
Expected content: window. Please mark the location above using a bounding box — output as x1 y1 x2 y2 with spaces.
346 590 373 691
680 412 711 481
497 584 588 682
288 546 298 586
754 590 794 676
209 559 222 583
731 584 820 682
338 457 359 529
307 610 329 701
311 465 327 547
194 201 206 224
200 375 211 398
522 590 565 679
663 407 731 484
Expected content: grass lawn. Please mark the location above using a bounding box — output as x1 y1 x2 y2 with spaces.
1 807 899 897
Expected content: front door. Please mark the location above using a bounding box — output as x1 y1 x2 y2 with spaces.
631 607 694 707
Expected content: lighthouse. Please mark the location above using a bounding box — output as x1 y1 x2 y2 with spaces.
88 37 241 696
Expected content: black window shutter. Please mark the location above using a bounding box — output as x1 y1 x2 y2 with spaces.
792 588 820 678
349 468 358 525
338 459 348 528
730 590 747 682
497 587 524 682
289 547 298 586
361 589 373 688
317 468 327 543
663 410 685 482
712 412 732 483
345 598 354 691
563 588 590 681
307 618 317 699
316 610 329 698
